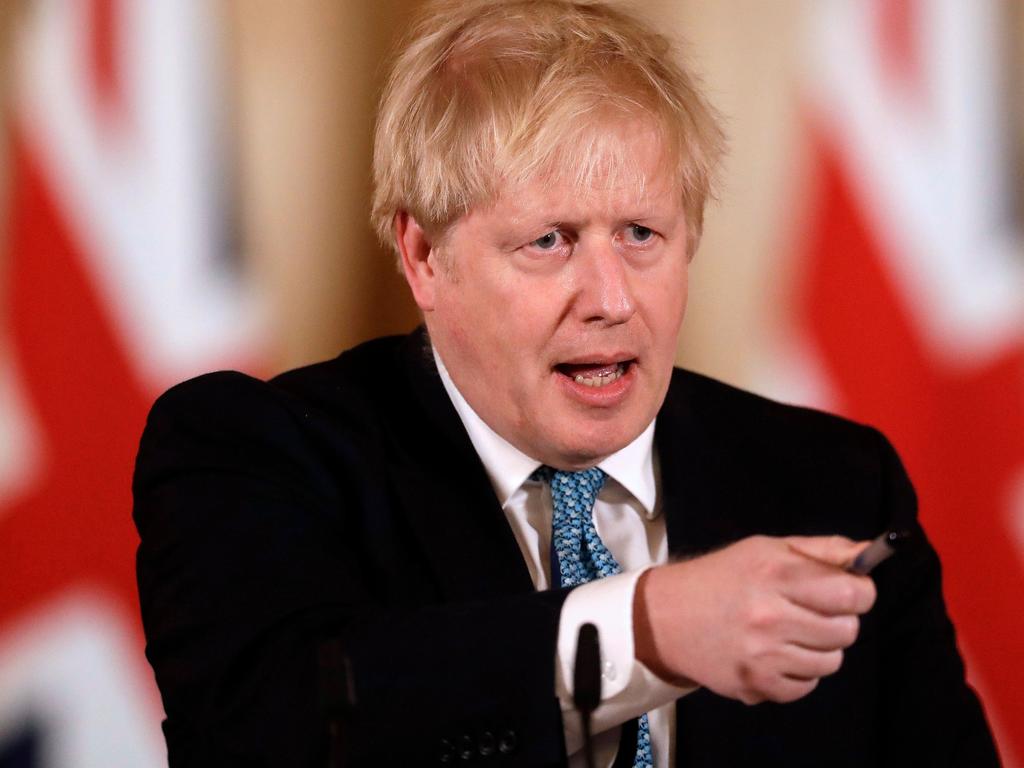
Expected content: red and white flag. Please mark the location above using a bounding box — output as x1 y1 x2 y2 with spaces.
781 0 1024 762
0 1 263 763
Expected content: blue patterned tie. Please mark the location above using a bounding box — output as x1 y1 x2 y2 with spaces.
547 467 654 768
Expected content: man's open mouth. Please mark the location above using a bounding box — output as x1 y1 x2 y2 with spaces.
555 360 634 388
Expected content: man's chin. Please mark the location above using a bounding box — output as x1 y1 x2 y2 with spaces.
537 430 640 471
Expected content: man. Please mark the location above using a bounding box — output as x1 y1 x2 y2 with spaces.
133 1 999 765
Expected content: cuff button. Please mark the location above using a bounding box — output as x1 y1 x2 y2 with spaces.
602 660 617 681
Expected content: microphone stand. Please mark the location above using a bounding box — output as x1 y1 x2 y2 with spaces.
573 622 602 768
319 637 354 768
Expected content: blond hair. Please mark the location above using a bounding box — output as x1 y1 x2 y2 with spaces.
371 0 725 258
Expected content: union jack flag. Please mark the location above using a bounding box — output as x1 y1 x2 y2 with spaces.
0 1 262 764
774 1 1024 763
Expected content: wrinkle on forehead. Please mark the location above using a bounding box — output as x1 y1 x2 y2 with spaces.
500 123 679 216
506 114 677 195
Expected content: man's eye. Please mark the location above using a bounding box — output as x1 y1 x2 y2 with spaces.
531 231 561 250
626 224 654 243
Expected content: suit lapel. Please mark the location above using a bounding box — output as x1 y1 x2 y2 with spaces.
656 370 711 557
387 329 536 601
655 370 712 767
656 369 750 557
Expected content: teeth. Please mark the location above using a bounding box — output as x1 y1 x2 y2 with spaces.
573 364 626 388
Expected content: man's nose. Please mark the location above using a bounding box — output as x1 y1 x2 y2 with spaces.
574 241 637 326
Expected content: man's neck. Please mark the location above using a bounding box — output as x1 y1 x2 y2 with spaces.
432 347 657 515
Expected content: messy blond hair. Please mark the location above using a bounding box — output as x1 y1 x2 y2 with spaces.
371 0 725 259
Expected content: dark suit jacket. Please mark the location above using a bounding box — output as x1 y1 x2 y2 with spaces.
133 329 998 767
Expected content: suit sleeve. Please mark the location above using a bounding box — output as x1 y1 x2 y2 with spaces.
133 372 569 767
869 429 1000 766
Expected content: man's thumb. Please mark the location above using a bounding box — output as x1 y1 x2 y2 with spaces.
785 535 871 569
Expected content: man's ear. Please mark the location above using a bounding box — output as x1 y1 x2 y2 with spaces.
395 211 438 312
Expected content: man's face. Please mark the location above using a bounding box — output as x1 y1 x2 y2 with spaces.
418 130 689 470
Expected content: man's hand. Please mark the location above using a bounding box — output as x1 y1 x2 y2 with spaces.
633 535 876 705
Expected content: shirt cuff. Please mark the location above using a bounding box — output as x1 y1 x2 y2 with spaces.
555 568 695 756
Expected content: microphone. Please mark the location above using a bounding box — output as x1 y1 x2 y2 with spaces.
573 622 602 768
318 637 355 768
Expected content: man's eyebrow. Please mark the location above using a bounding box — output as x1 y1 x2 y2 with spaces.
504 221 564 239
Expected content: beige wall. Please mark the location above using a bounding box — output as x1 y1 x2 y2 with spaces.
227 0 422 370
0 1 27 304
652 1 808 386
1013 0 1024 226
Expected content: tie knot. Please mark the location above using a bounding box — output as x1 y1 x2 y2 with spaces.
549 467 606 502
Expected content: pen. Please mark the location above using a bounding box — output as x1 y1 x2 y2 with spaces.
847 529 913 575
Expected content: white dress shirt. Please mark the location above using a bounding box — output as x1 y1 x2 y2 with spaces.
434 351 693 767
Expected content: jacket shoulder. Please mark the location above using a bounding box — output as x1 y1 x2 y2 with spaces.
666 367 884 448
268 333 413 408
144 333 411 430
660 368 911 537
135 335 413 500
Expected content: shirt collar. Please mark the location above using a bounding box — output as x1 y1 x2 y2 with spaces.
433 348 658 517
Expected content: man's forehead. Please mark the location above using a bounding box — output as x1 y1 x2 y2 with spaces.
495 165 679 221
500 175 679 222
486 126 681 217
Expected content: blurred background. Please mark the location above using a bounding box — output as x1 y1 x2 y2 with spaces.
0 0 1021 765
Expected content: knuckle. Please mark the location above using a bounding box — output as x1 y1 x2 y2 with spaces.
837 615 860 646
824 649 844 676
741 636 766 663
776 560 804 587
746 604 778 633
773 556 797 582
749 537 786 575
749 675 774 701
774 688 800 704
738 689 763 706
798 677 820 699
736 663 762 704
778 677 819 703
769 681 795 703
836 581 859 613
750 555 775 582
861 579 878 610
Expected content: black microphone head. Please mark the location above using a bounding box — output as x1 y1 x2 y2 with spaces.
573 622 602 714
